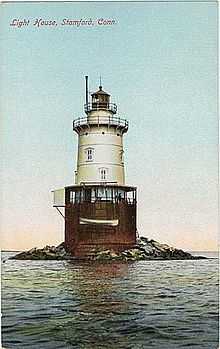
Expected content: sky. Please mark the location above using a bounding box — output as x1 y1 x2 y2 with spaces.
0 1 218 251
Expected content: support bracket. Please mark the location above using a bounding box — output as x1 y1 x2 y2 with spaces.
55 207 65 220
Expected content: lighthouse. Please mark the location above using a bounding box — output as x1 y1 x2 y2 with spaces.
53 77 137 257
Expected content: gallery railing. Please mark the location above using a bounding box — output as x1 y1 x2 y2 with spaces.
73 116 128 132
84 102 117 114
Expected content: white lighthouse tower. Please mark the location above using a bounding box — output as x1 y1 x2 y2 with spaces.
53 76 137 257
74 76 128 185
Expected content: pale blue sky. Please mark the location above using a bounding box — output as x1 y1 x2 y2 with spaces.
1 1 218 250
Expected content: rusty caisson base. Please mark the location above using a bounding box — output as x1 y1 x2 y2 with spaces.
64 185 137 257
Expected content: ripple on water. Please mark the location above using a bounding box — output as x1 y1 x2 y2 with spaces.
1 255 219 349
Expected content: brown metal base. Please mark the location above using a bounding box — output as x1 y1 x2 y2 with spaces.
64 200 137 257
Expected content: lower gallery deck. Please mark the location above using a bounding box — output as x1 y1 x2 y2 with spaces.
64 184 137 256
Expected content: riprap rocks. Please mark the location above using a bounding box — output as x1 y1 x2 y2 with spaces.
9 237 206 261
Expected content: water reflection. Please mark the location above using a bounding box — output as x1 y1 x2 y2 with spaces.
66 261 132 316
2 255 219 349
45 261 141 349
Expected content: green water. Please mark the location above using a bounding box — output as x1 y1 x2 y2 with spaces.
2 252 219 349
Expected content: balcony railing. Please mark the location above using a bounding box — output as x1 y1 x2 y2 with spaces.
84 102 117 114
73 116 128 133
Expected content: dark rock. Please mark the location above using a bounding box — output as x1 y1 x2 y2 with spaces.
9 243 71 261
9 237 206 261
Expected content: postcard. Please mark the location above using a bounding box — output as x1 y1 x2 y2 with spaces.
1 1 218 348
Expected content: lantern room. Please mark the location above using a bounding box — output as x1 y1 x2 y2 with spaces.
84 84 117 114
91 85 110 107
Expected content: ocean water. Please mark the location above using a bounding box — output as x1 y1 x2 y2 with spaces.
1 251 219 349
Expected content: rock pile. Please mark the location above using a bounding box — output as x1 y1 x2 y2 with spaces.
9 243 72 260
9 237 206 261
91 237 206 261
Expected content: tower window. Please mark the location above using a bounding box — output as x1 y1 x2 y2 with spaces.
100 168 108 181
85 148 94 161
120 150 124 163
